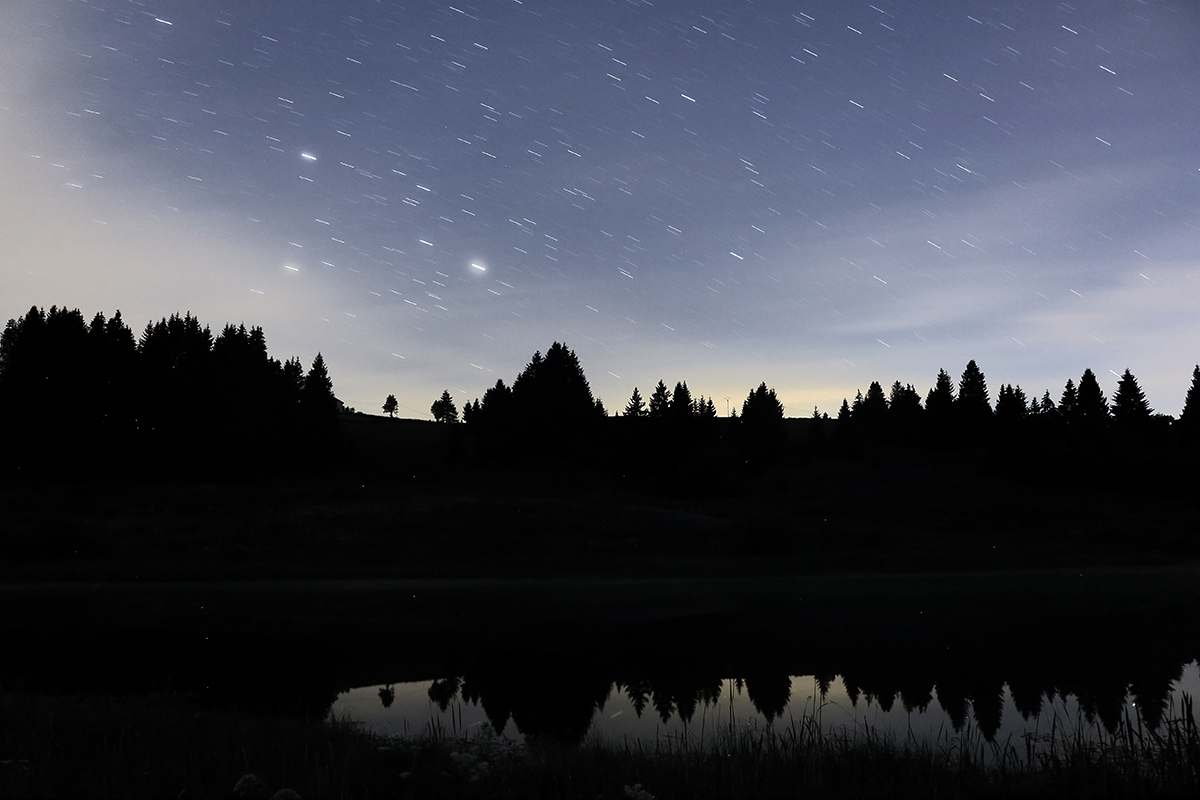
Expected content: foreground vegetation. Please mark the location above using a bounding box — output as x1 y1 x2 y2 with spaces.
2 689 1198 799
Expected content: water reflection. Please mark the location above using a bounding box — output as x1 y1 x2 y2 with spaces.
333 662 1200 748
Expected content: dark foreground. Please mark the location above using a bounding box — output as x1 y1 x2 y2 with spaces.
3 686 1199 799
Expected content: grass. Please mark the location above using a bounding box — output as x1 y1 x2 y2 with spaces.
3 689 1197 799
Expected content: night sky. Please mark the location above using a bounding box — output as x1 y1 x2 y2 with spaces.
2 0 1196 418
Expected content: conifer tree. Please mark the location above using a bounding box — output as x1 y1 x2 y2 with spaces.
1178 365 1200 440
430 389 459 423
1076 368 1110 424
623 386 647 417
648 380 671 418
925 369 955 420
1059 378 1078 422
956 360 992 417
1111 368 1151 423
302 352 337 417
671 381 694 420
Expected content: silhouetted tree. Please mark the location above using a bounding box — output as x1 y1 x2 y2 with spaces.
430 389 459 423
302 353 338 417
476 379 513 428
888 382 923 441
510 342 602 438
1180 365 1200 443
740 382 785 465
1074 368 1110 435
995 384 1028 427
648 380 671 419
925 369 956 418
670 381 694 421
1060 378 1079 423
1111 368 1151 424
623 386 647 417
382 394 398 418
955 360 992 437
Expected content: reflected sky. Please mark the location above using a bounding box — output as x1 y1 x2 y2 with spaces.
331 662 1200 749
2 1 1196 417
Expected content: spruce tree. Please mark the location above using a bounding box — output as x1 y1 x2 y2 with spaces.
1059 378 1078 422
956 360 992 417
1179 365 1200 440
925 369 955 420
648 380 671 418
430 389 459 423
671 381 694 420
623 386 647 417
1111 368 1151 423
1076 368 1110 424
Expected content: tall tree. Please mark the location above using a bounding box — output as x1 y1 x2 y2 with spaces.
382 394 399 418
302 352 338 418
648 380 672 419
1059 378 1078 422
670 381 694 421
1179 365 1200 440
623 386 647 417
430 389 459 423
1076 368 1110 425
510 342 600 430
925 369 956 420
956 360 992 417
1111 368 1152 424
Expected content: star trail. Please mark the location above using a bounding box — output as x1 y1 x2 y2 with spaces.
2 0 1196 416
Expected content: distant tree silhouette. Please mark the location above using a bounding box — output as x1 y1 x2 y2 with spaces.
430 389 459 423
648 380 671 419
955 360 992 436
507 342 603 444
0 305 337 476
382 394 398 418
1059 378 1079 423
995 384 1029 426
302 353 338 417
1076 368 1110 427
856 381 888 440
1111 368 1151 424
1180 365 1200 442
925 369 956 418
739 382 785 465
888 381 923 441
670 381 694 421
623 386 647 417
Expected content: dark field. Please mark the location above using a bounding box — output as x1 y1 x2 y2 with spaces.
2 415 1197 582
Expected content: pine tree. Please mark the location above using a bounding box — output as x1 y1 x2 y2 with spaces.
1076 368 1110 425
925 369 955 420
1111 368 1151 423
671 381 694 420
623 386 647 417
956 360 992 416
1059 378 1078 422
648 380 671 419
1179 365 1200 441
302 352 337 417
430 389 459 423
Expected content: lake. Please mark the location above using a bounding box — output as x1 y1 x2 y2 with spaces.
3 571 1199 751
333 663 1200 749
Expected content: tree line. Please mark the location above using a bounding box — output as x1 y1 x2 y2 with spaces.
408 343 1199 490
0 305 341 478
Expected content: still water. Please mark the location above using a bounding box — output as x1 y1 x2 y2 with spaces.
332 663 1200 748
